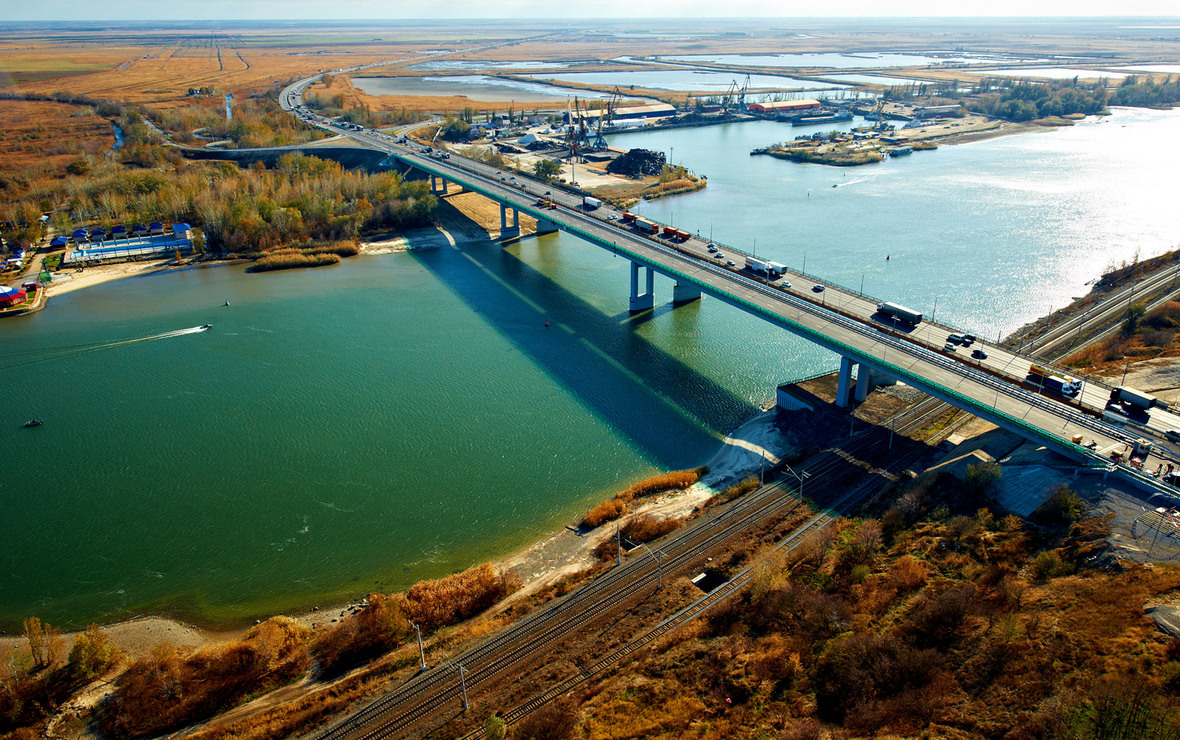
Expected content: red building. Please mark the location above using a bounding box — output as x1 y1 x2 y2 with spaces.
0 285 27 308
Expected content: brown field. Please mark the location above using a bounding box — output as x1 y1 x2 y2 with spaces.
0 99 113 171
3 20 1178 119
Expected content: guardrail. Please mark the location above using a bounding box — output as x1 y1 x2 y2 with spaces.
390 146 1178 490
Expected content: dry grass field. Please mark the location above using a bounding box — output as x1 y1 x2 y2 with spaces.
0 99 113 172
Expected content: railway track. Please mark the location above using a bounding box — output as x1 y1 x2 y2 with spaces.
318 394 960 739
321 264 1144 739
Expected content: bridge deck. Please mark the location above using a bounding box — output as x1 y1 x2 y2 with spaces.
278 81 1180 497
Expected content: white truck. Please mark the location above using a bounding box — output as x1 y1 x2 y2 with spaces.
1111 385 1169 411
582 196 602 210
745 257 771 276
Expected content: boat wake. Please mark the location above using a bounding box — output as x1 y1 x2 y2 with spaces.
0 326 210 370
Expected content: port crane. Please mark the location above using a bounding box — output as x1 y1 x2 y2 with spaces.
720 74 751 114
591 87 622 149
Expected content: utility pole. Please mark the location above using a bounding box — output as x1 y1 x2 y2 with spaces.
409 620 426 672
889 418 895 449
656 550 663 590
458 665 469 711
616 522 622 566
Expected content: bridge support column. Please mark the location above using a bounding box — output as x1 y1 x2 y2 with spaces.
629 261 654 313
499 203 520 240
854 364 872 403
535 218 559 235
672 281 702 306
836 356 855 408
430 175 450 196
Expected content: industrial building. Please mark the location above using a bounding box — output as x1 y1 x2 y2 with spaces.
569 103 677 124
747 99 822 114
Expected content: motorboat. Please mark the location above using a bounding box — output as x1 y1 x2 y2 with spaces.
24 420 43 428
199 324 212 330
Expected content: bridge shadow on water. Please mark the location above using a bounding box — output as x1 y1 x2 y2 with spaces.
411 208 762 470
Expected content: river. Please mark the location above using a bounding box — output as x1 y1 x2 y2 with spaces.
1 106 1177 630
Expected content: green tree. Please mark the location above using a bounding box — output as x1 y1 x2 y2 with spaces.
485 715 508 740
68 624 123 680
962 461 1002 502
533 159 562 183
1124 301 1147 335
439 117 470 142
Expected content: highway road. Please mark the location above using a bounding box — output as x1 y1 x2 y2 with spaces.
277 80 1180 491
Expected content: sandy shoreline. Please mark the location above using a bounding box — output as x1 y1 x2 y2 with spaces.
0 115 1061 655
0 408 793 659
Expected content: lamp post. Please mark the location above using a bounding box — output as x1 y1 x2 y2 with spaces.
408 619 426 672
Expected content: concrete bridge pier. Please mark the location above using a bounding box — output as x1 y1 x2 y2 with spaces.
854 364 873 403
429 175 450 196
629 261 655 313
499 203 521 240
836 356 856 408
672 281 702 306
535 218 559 235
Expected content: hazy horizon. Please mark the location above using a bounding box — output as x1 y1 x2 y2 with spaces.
5 2 1180 22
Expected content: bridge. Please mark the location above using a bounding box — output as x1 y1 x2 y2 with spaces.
277 81 1180 497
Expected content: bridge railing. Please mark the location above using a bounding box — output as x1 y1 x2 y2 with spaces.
400 151 1152 453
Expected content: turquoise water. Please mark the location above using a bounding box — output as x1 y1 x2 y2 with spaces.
2 106 1178 631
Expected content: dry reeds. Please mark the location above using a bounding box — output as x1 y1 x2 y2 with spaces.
101 617 310 738
581 468 704 529
249 250 340 272
397 563 516 632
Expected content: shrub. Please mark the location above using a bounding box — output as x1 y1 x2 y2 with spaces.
1036 484 1086 525
67 625 122 680
102 617 310 738
620 469 701 499
312 593 406 677
398 563 515 632
593 515 685 561
514 696 577 740
1033 551 1073 581
715 476 760 504
583 498 627 528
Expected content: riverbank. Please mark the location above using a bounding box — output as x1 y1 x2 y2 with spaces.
0 406 794 656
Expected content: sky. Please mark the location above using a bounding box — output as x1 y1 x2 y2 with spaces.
5 0 1180 21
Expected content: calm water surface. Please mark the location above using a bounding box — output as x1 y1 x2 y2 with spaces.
525 70 846 92
2 106 1178 630
351 76 614 102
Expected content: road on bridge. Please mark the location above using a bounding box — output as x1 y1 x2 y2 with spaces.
278 81 1180 493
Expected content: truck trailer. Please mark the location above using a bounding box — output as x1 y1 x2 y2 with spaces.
583 196 602 210
876 301 923 325
633 218 659 235
1111 386 1169 411
745 257 771 275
